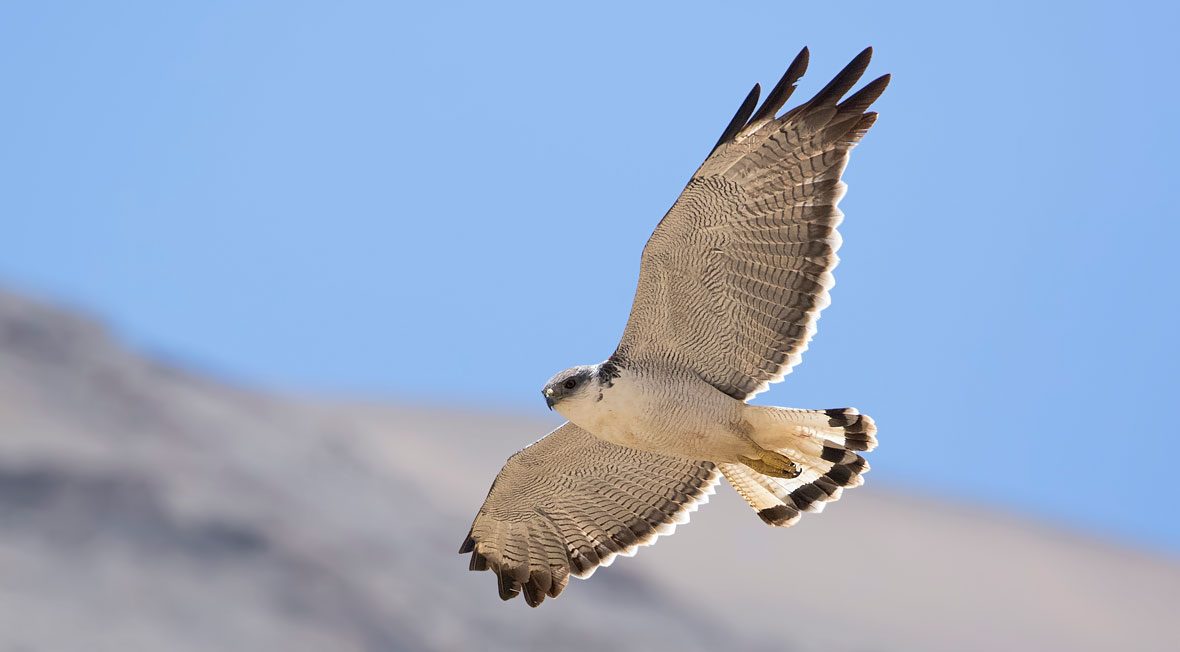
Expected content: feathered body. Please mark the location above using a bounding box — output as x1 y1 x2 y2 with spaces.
551 363 747 459
462 47 888 606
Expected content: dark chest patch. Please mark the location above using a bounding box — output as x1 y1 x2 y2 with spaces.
596 358 623 401
598 357 622 387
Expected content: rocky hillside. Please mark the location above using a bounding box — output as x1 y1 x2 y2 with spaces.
0 288 1176 651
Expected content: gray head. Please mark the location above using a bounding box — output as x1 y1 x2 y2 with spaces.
541 365 598 411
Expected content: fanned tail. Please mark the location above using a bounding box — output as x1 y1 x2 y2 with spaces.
723 407 875 526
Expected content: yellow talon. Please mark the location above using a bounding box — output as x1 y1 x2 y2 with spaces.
742 450 801 479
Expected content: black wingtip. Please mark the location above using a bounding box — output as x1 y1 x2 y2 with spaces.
710 46 881 156
458 534 475 554
710 82 761 154
522 582 545 608
469 551 488 571
838 73 890 114
793 46 811 78
750 46 812 124
807 46 875 108
495 567 521 601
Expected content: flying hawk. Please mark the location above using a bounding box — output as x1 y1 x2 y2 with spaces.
461 47 888 606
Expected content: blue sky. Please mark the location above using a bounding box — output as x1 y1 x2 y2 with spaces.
2 2 1178 551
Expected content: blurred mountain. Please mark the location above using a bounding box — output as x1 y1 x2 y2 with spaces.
0 288 1176 652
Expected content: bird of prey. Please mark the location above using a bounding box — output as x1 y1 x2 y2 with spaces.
461 47 888 606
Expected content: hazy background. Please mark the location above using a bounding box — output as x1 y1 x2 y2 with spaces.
1 2 1178 650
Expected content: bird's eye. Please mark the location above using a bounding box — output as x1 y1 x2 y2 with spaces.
562 378 577 390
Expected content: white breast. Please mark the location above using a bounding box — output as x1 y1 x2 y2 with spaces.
556 365 744 460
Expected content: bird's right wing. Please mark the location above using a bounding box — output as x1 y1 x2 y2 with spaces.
459 422 719 607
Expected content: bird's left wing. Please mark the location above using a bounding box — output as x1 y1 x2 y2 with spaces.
614 48 889 400
460 422 719 607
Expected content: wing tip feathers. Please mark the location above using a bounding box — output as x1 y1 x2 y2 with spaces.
462 463 721 607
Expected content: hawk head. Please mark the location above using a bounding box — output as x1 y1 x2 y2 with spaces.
541 365 599 413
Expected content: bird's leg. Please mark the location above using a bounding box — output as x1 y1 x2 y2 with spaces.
741 448 802 479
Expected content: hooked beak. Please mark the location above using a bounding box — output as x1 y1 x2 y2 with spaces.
543 388 556 410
